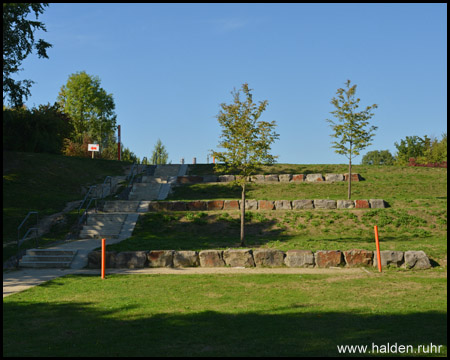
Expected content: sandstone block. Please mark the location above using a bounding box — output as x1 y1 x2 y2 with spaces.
369 199 386 208
199 250 226 267
186 201 207 211
325 173 344 182
404 251 431 269
223 200 240 210
279 174 292 182
202 175 218 182
258 200 275 210
147 250 174 267
275 200 292 210
219 175 235 182
115 251 147 269
173 251 199 267
284 250 314 268
169 201 187 211
305 174 324 182
207 200 224 210
314 199 337 209
344 173 361 181
292 174 305 182
250 174 265 182
253 249 285 267
354 200 370 208
315 250 344 267
148 201 168 211
87 251 117 269
292 200 314 209
176 175 203 184
265 174 279 182
373 250 404 268
223 249 255 267
239 199 258 210
337 200 355 209
344 249 373 267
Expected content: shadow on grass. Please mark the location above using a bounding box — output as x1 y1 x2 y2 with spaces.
3 298 447 357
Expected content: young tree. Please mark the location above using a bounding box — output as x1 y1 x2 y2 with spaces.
211 83 279 247
151 139 169 165
3 3 52 108
57 71 117 149
361 150 395 165
326 80 378 199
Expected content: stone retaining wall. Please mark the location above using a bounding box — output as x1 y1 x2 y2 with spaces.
177 173 361 184
87 249 431 270
147 199 386 211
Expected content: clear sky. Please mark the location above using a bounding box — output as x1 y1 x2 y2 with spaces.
12 3 447 164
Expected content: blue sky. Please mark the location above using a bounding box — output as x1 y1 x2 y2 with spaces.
12 3 447 164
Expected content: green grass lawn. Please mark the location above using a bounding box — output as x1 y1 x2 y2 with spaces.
3 271 447 357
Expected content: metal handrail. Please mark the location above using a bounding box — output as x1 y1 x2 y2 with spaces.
78 185 97 215
78 197 98 226
101 176 113 199
18 227 39 250
17 211 38 250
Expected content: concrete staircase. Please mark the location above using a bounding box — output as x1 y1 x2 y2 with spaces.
19 249 77 268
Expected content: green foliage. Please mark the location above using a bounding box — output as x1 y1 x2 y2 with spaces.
3 3 52 107
394 135 430 165
423 133 447 164
3 103 73 154
361 150 395 165
151 138 169 164
57 71 117 146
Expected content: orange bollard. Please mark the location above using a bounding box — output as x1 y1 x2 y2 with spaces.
374 226 382 272
101 238 106 279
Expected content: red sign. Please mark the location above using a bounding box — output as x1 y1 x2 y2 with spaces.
88 144 99 152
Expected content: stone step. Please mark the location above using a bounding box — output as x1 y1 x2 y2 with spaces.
87 214 128 221
19 261 73 268
21 255 75 262
26 249 77 256
82 224 123 231
80 229 121 236
19 249 77 269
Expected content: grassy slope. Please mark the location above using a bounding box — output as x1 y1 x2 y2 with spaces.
3 151 130 258
109 163 447 263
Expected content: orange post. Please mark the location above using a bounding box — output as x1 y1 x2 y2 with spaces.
374 226 382 272
101 238 106 279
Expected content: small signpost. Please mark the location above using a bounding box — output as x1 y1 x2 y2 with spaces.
88 144 100 159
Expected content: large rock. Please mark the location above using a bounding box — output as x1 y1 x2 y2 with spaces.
369 199 386 208
207 200 224 210
344 173 361 181
223 249 255 267
169 201 187 211
343 249 373 267
250 174 265 182
291 174 305 182
315 250 344 267
115 251 147 269
239 199 258 210
337 200 355 209
325 174 344 182
284 250 314 268
199 250 226 267
219 175 235 182
279 174 292 182
314 199 337 209
258 200 275 210
87 251 117 269
253 249 285 267
373 250 404 268
173 251 199 267
147 250 174 267
275 200 292 210
292 200 314 209
354 200 370 208
177 175 203 184
223 200 240 210
305 174 324 182
202 175 218 183
186 201 207 211
264 174 279 182
404 251 431 269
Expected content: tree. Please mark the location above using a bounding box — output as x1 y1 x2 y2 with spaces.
394 135 430 165
211 83 279 247
151 139 169 165
326 80 378 199
3 3 52 108
57 71 117 150
361 150 395 165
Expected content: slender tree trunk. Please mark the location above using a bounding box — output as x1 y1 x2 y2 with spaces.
348 153 352 200
240 182 246 247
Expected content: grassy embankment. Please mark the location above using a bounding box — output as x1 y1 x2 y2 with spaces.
108 164 447 264
3 151 129 261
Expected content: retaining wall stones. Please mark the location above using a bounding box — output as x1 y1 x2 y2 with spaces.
147 199 386 211
87 248 431 270
177 173 361 184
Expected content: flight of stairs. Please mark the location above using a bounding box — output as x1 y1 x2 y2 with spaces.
19 249 77 268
